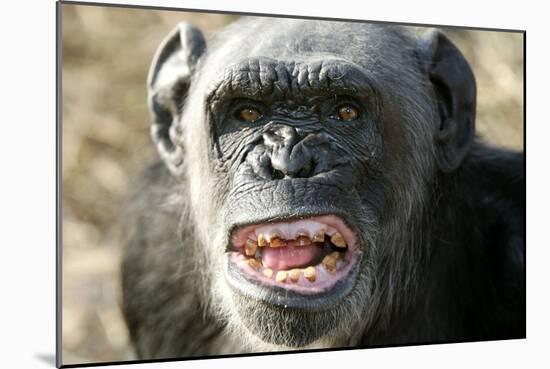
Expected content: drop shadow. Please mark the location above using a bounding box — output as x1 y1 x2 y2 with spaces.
34 353 57 366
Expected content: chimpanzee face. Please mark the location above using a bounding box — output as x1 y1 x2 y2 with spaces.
147 18 475 347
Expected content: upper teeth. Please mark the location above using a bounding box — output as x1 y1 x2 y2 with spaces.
245 239 258 256
270 237 287 248
257 234 267 247
251 219 338 242
330 233 347 248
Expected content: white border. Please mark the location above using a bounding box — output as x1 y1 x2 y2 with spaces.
1 1 548 368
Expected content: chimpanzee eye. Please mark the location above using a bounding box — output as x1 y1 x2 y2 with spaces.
237 107 263 123
335 105 359 121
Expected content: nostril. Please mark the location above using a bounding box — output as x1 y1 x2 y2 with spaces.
272 168 285 180
295 169 308 178
294 158 314 178
265 160 286 180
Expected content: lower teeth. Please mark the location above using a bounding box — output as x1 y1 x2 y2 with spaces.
244 258 339 284
275 271 287 283
321 252 340 274
289 269 301 282
246 258 261 271
262 268 274 278
304 266 316 282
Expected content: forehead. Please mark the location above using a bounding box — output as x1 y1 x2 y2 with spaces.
210 19 412 59
200 19 416 85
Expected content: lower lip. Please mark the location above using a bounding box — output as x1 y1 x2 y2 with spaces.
226 249 361 295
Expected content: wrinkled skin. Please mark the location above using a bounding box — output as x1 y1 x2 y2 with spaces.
121 18 525 359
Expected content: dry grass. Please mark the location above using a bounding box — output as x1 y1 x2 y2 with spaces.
61 4 524 365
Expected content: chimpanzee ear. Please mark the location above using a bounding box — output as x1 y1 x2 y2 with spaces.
416 30 477 173
147 22 206 176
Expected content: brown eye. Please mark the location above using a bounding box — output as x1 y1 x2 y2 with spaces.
337 105 359 121
238 107 262 123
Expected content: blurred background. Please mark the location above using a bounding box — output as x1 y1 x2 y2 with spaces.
61 3 524 365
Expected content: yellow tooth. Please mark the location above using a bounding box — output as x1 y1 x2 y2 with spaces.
295 235 311 247
245 239 258 256
322 254 337 273
262 268 273 278
289 269 301 282
304 266 316 282
258 234 267 247
268 231 282 241
270 237 287 248
330 251 341 260
276 271 287 283
246 258 261 271
330 232 347 248
312 230 325 243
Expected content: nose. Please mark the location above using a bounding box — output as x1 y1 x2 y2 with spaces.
261 125 316 179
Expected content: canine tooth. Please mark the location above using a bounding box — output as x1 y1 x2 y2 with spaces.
246 259 261 271
304 266 316 282
330 232 347 248
258 234 267 247
295 235 311 247
263 268 273 278
245 239 258 256
330 251 341 260
312 230 325 243
322 254 337 273
289 269 301 282
276 271 287 283
270 237 287 248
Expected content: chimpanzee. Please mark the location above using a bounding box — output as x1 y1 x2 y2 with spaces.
121 17 525 359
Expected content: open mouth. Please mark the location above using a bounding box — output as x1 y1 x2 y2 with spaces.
227 215 361 295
